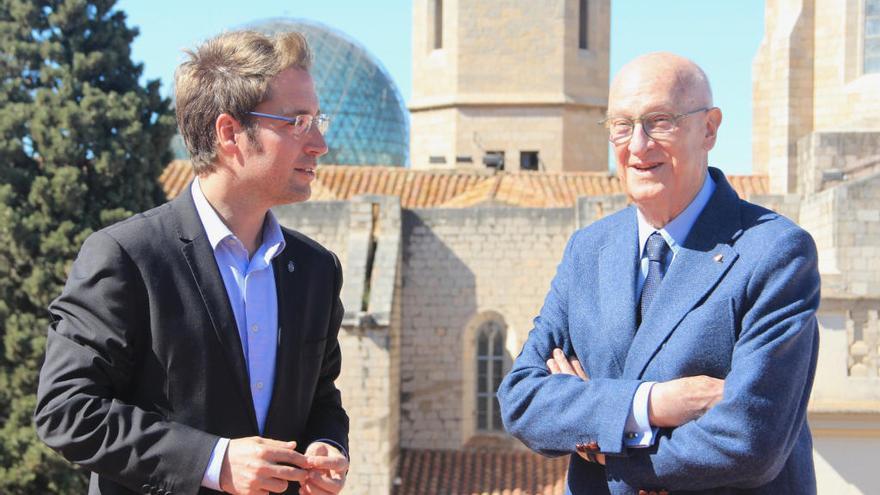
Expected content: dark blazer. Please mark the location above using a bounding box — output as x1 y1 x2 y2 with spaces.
35 185 349 495
498 168 820 494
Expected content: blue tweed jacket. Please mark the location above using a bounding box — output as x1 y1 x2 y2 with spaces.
497 167 820 494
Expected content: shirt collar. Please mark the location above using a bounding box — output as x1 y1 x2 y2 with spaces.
636 170 715 258
190 179 286 260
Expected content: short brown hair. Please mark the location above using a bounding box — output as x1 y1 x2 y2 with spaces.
174 30 312 175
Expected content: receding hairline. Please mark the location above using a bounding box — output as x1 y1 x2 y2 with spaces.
609 52 713 110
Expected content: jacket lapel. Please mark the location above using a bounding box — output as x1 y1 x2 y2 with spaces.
597 207 640 377
172 183 259 433
265 236 309 435
623 169 743 379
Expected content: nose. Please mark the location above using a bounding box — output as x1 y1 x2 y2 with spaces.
627 122 654 158
304 127 329 158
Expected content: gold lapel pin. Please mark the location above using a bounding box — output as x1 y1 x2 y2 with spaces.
713 253 724 263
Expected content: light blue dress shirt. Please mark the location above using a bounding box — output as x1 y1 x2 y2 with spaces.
191 180 347 490
192 179 285 489
624 171 716 448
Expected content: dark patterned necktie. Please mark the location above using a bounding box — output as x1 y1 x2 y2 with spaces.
639 232 671 323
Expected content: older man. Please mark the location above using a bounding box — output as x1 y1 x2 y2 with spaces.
35 31 349 495
498 53 820 494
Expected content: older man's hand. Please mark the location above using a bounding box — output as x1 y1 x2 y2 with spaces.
648 375 725 427
546 348 606 465
546 348 589 381
299 441 348 495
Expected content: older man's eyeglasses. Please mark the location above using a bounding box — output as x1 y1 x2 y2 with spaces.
600 107 713 144
248 111 331 137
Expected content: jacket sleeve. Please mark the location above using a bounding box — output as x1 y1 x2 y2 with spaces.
34 231 218 495
301 251 350 455
604 226 821 490
497 233 644 456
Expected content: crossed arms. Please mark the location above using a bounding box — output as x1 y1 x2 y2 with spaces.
496 226 820 490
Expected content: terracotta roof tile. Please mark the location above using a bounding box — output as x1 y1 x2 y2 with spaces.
393 449 568 495
727 175 769 197
158 161 769 208
158 159 194 200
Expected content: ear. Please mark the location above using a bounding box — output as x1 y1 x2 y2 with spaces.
702 107 722 151
215 113 242 157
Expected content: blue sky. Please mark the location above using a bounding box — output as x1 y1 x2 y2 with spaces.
119 0 765 174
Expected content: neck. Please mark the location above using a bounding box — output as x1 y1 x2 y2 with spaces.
636 168 708 229
635 188 696 230
199 172 267 258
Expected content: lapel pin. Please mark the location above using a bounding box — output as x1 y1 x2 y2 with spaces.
713 253 724 263
287 260 295 273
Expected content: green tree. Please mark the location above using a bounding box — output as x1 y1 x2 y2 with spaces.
0 1 175 491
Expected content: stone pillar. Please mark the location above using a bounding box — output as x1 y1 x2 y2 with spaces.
336 196 403 494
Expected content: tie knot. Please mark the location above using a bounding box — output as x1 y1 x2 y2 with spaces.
645 232 669 262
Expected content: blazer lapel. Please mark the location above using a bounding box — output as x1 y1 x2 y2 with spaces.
597 208 640 377
172 184 259 433
264 237 309 435
623 168 744 379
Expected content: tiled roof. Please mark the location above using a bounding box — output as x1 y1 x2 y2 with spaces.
392 448 568 495
159 160 769 208
439 172 622 208
158 159 339 201
158 160 195 200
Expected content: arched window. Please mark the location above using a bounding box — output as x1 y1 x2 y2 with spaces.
476 320 505 432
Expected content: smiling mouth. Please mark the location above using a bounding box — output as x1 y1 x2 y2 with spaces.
293 167 316 177
631 163 663 172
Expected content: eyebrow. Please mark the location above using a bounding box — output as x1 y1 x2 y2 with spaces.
605 107 673 118
279 107 321 116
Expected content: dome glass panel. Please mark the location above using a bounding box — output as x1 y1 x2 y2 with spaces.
251 18 409 167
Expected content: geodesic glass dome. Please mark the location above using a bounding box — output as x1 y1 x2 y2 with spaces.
249 18 409 167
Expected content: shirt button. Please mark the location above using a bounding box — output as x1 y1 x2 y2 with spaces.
251 324 259 332
255 381 264 390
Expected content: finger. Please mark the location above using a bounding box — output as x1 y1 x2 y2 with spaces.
307 454 349 472
308 470 345 493
301 481 332 495
268 447 310 468
259 438 298 450
547 358 561 374
553 348 577 375
265 464 310 483
305 442 329 457
304 474 337 495
570 358 589 381
260 476 289 494
576 451 590 462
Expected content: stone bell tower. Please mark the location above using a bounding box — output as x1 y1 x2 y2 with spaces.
409 0 611 172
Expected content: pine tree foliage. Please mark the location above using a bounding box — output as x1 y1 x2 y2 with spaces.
0 1 175 491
